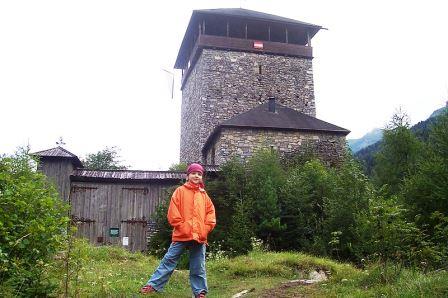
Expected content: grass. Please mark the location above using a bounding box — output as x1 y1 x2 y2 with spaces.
47 240 448 297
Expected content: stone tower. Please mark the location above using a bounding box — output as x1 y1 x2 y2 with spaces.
175 8 349 165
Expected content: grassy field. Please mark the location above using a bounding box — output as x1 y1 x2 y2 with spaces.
48 240 448 297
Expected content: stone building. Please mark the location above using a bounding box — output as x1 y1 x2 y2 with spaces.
176 8 349 165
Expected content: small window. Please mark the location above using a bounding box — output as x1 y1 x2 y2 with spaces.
211 147 216 165
258 64 262 74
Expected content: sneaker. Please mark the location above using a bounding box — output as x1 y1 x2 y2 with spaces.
196 291 206 298
140 284 156 294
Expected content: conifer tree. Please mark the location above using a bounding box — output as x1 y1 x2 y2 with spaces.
373 110 422 195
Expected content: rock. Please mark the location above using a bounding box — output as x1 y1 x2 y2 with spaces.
309 270 328 282
231 288 255 298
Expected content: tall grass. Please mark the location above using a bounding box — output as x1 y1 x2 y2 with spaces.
48 240 448 297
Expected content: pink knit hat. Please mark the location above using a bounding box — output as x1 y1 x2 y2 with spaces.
187 163 204 175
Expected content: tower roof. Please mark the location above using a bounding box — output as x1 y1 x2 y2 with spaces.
175 8 323 69
32 146 83 167
195 8 322 28
202 101 350 154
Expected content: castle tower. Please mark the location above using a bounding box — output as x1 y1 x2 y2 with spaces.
175 8 349 165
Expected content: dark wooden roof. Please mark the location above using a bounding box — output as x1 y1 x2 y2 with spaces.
32 146 83 167
71 169 185 182
175 8 323 69
197 8 322 28
203 102 350 153
71 165 220 182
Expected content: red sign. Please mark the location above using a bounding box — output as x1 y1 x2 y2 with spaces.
253 41 264 49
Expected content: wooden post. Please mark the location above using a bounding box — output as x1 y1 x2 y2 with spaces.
268 25 271 41
307 30 311 46
227 20 229 37
203 20 205 34
285 27 289 43
245 23 247 39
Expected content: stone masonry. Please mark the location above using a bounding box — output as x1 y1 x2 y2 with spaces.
204 128 347 166
180 48 316 164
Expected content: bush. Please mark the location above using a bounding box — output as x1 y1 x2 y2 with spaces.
0 148 69 296
280 159 334 253
147 188 177 258
245 149 286 250
354 195 439 268
206 158 251 255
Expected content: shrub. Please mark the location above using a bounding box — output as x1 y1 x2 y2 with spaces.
0 148 69 296
280 159 334 253
354 195 439 268
245 149 286 249
147 188 176 258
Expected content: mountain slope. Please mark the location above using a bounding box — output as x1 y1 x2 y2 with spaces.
348 128 383 153
354 106 447 174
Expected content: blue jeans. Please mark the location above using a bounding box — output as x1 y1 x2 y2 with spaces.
146 241 207 295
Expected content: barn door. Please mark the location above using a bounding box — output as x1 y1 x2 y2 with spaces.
120 187 149 252
70 186 99 244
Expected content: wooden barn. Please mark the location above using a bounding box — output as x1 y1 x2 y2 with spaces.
33 146 216 252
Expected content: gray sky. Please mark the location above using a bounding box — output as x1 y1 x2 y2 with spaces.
1 0 447 170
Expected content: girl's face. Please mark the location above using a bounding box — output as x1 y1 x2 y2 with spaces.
188 171 203 185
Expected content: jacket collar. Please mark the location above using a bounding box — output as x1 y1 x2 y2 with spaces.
184 181 206 192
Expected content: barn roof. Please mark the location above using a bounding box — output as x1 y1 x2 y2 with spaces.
71 165 220 182
32 146 83 167
203 101 350 153
72 169 184 182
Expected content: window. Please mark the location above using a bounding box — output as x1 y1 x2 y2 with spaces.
211 147 216 165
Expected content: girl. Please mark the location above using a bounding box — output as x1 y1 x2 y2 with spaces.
140 163 216 298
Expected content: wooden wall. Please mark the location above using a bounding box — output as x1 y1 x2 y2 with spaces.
70 180 180 252
39 159 74 201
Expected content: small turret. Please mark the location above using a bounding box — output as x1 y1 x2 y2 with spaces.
32 146 83 201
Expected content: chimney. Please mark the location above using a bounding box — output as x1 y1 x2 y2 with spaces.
268 97 276 112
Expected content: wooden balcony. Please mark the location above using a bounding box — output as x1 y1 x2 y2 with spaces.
181 34 313 89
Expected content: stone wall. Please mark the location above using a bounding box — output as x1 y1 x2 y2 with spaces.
205 128 347 166
180 48 316 164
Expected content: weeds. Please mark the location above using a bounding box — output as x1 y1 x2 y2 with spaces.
46 240 448 297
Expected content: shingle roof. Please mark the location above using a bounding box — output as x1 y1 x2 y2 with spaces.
32 146 83 167
203 102 350 153
195 8 323 28
71 169 185 182
71 165 220 182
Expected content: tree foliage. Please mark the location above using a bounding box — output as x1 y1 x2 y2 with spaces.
168 162 188 172
372 110 422 195
246 150 286 249
401 112 448 243
0 148 69 296
82 146 128 170
149 112 448 269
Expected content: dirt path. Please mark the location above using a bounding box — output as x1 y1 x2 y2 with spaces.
255 281 316 298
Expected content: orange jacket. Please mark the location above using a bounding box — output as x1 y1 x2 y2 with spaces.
167 182 216 244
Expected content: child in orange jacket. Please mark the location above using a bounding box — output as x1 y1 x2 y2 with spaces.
140 163 216 297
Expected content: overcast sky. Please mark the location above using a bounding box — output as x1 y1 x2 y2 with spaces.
1 0 447 170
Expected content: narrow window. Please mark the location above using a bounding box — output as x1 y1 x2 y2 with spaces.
258 64 262 74
211 147 216 165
